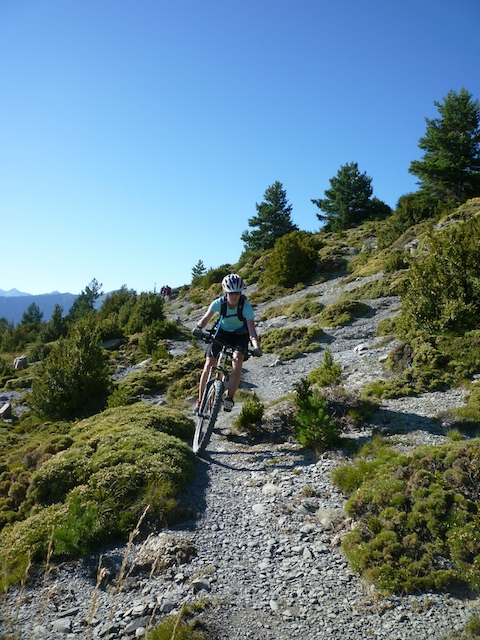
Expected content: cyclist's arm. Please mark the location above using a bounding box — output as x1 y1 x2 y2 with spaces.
247 318 260 349
196 308 215 331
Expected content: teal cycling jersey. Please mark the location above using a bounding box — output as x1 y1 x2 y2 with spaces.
208 296 254 332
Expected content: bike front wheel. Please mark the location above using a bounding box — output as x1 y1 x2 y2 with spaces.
193 379 224 456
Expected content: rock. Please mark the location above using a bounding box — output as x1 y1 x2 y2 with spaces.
13 355 27 370
51 617 72 633
0 402 11 418
191 577 211 593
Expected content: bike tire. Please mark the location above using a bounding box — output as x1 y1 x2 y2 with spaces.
193 379 224 456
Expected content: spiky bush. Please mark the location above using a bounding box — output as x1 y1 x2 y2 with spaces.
29 316 110 420
333 439 480 594
233 393 265 434
0 404 196 588
262 230 320 288
306 349 342 386
400 216 480 335
293 379 341 451
261 325 324 360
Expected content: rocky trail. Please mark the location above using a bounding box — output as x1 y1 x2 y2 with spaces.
2 274 478 640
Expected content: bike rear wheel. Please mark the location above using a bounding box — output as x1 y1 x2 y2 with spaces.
193 379 224 455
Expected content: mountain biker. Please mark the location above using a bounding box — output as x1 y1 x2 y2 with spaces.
192 273 262 413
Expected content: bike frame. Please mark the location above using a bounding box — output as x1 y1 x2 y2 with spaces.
192 331 244 456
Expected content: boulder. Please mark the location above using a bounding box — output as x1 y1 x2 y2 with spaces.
13 355 28 370
0 402 12 418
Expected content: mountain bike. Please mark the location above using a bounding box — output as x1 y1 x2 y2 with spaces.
193 330 259 456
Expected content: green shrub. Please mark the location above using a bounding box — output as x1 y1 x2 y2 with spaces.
261 325 324 360
376 317 397 336
233 393 265 434
52 492 98 556
306 349 342 386
115 348 204 400
319 300 371 327
377 192 440 249
200 264 232 289
362 330 480 400
146 614 206 640
0 406 196 587
260 294 323 321
107 386 136 408
400 216 480 335
383 249 408 273
293 379 341 451
334 439 480 594
464 614 480 638
29 316 110 420
262 231 319 288
124 292 165 334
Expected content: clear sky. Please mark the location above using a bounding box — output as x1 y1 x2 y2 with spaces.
1 0 479 295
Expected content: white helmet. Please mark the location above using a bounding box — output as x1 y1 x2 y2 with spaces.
222 273 245 293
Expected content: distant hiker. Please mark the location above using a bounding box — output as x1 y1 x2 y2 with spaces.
192 273 262 413
161 285 172 302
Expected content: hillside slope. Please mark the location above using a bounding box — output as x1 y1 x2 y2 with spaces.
3 268 476 640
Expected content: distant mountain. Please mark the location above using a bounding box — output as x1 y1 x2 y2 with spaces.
0 293 78 325
0 288 31 297
0 291 112 325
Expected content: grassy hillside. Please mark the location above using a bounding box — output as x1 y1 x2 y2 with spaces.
1 198 480 599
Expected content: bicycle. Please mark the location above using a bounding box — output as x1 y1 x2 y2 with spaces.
192 330 260 456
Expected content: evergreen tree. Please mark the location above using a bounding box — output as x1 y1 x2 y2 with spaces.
67 279 103 322
191 259 207 284
312 162 387 232
409 88 480 204
241 181 298 252
20 302 43 326
40 304 68 343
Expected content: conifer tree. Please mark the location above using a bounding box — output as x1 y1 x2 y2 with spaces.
312 162 388 232
241 181 298 252
409 88 480 204
191 259 207 284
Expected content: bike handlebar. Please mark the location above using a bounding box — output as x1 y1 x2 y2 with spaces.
194 329 262 357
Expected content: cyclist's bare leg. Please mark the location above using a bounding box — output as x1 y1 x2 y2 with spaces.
226 350 244 399
198 356 217 403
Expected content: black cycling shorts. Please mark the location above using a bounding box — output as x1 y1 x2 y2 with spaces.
206 327 250 359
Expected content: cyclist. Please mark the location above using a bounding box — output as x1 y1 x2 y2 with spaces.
192 273 262 413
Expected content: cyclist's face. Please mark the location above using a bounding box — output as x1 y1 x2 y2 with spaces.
226 291 241 306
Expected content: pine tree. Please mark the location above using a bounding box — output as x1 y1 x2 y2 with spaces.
241 181 298 252
409 88 480 204
312 162 388 232
67 279 103 322
191 259 207 284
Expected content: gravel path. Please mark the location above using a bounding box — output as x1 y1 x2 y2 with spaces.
1 274 478 639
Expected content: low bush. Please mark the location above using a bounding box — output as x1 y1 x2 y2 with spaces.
29 317 110 420
261 325 324 360
115 348 205 400
306 349 342 387
146 613 206 639
362 330 480 400
293 379 341 451
0 404 196 589
333 439 480 594
319 300 371 327
233 393 265 435
400 216 480 335
260 294 324 321
261 231 320 288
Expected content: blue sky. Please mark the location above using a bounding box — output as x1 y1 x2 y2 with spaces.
1 0 479 295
